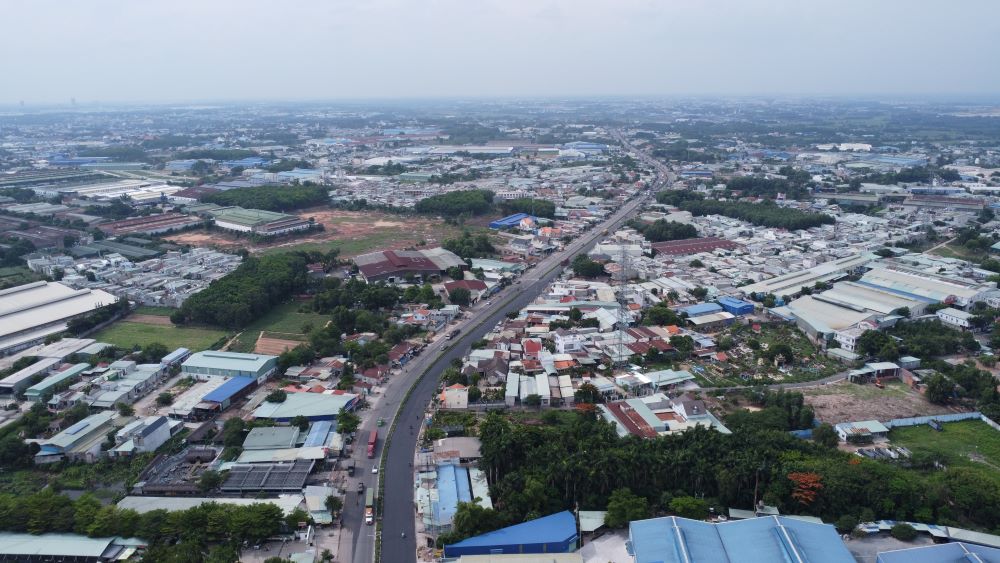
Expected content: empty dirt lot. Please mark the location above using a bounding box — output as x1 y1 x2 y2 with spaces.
803 381 965 424
166 208 462 257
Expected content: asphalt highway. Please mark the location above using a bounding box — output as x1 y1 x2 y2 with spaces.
375 191 652 563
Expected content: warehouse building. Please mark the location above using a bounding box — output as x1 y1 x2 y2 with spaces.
35 411 124 464
444 510 578 558
199 375 258 412
0 532 138 562
208 206 313 237
742 253 878 298
181 351 278 381
651 237 743 256
628 515 853 563
25 362 89 402
717 296 755 316
877 542 1000 562
0 357 62 396
252 391 359 422
98 212 203 236
0 281 118 356
354 247 466 283
860 265 993 308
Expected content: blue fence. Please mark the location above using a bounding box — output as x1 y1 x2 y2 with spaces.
884 412 983 429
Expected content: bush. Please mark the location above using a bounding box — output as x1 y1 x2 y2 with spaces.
835 515 858 534
890 522 917 541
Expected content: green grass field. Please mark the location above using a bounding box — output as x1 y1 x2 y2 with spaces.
0 266 42 289
890 419 1000 470
94 321 228 352
228 301 329 352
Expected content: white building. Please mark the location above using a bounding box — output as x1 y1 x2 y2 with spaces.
937 307 973 330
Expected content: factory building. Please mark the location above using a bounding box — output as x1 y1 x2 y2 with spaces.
208 206 313 237
0 281 118 357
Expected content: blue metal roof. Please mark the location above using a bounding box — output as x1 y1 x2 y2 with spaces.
202 376 255 403
162 348 190 364
877 542 1000 563
435 464 472 526
303 420 333 447
629 516 854 563
446 510 577 552
717 296 752 307
680 303 723 316
490 213 533 228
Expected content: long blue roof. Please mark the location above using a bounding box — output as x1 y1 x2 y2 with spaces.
202 376 255 403
435 464 471 526
877 542 1000 563
446 510 576 549
629 515 854 563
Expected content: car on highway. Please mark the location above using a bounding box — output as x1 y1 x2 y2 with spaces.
357 482 364 494
372 465 379 474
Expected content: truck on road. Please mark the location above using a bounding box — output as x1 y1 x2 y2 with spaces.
364 488 375 525
367 430 377 458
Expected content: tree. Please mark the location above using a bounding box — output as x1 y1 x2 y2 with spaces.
523 394 542 408
290 415 310 432
690 286 708 300
812 423 839 449
115 402 134 417
325 495 343 515
222 417 247 448
890 522 917 541
198 470 224 492
337 409 360 434
569 307 583 322
155 393 173 407
689 259 704 268
835 515 858 534
266 390 287 403
574 383 601 404
668 496 709 520
449 287 472 306
605 488 650 527
788 472 823 506
141 342 169 363
924 373 954 404
571 255 605 278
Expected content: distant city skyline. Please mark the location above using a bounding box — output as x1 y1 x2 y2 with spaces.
3 0 999 105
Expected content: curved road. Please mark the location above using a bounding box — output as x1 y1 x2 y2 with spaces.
374 192 653 563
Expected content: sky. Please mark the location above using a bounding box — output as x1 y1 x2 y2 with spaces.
3 0 1000 104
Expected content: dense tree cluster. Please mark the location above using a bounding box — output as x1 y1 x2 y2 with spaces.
266 159 312 173
679 199 834 230
571 254 606 278
499 198 556 219
414 189 494 216
726 176 809 200
628 219 698 243
172 253 308 328
0 489 286 563
362 161 409 175
461 406 1000 547
176 149 257 161
443 231 495 260
202 184 328 212
0 237 35 267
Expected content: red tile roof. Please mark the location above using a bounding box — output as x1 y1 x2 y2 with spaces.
651 237 743 256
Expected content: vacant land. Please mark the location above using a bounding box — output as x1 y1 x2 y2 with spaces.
890 419 1000 470
0 266 41 289
227 301 328 353
94 321 227 351
165 208 465 258
128 314 173 326
803 380 960 424
133 305 175 316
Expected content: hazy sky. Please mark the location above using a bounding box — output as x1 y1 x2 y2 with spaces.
3 0 999 104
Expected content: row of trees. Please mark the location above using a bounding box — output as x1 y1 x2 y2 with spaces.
172 253 309 328
202 184 329 212
726 176 810 200
499 198 556 219
0 489 294 562
680 199 835 230
414 189 495 216
627 219 697 243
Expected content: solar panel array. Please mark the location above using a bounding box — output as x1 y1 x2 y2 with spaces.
221 460 314 492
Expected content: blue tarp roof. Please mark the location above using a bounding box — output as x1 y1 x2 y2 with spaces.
202 376 255 403
877 542 1000 563
629 515 854 563
435 464 472 526
303 421 333 447
446 510 576 550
